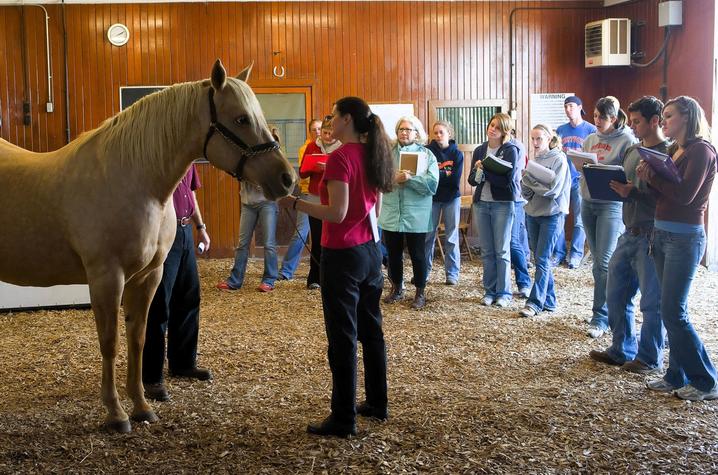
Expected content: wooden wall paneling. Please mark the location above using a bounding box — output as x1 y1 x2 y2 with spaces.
6 1 711 256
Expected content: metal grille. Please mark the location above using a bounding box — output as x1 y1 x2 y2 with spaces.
436 106 502 145
268 119 305 161
585 24 602 57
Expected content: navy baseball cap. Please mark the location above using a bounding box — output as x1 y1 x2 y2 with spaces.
564 96 586 115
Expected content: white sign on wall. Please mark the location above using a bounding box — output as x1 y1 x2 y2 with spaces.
530 93 573 131
369 103 415 141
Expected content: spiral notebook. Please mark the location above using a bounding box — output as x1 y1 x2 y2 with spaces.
482 153 513 175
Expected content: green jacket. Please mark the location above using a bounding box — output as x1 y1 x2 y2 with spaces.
378 142 439 233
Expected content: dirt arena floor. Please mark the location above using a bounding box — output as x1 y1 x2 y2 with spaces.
1 257 717 473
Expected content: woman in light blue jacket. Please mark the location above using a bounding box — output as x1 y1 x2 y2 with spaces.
519 124 571 318
379 115 439 309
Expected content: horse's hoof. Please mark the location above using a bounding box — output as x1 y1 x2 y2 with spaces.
104 419 132 433
131 410 159 424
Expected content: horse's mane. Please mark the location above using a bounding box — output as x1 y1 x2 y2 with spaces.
87 81 205 176
71 78 269 177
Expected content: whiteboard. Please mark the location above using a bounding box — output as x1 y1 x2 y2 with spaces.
369 103 415 140
0 281 91 311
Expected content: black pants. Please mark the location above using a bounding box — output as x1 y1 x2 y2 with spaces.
383 230 428 288
143 224 200 384
307 216 323 286
320 240 387 424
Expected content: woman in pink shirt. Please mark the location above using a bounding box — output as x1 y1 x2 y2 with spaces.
280 97 394 437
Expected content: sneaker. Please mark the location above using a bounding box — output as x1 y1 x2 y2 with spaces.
256 283 274 292
216 281 238 292
568 258 582 269
518 306 537 318
445 278 458 286
646 378 679 393
586 325 606 339
517 287 531 299
307 282 320 290
621 359 662 375
277 274 289 281
589 349 622 366
481 295 494 306
494 297 511 308
674 384 718 401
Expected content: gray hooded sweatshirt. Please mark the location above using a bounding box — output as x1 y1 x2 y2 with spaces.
580 125 637 202
521 147 571 217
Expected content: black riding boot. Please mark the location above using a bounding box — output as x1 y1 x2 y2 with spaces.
411 287 426 310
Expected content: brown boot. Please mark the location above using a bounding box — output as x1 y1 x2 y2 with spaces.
411 287 426 310
383 283 405 304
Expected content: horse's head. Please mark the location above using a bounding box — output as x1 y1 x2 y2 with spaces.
202 60 296 200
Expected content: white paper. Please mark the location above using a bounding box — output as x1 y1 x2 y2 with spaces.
368 205 380 243
526 160 556 185
567 149 598 169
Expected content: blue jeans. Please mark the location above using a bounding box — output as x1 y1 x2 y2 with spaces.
652 228 717 391
605 232 664 367
279 205 310 279
474 201 514 299
426 198 461 282
525 213 561 312
554 180 585 266
582 200 624 329
227 201 279 288
511 202 532 290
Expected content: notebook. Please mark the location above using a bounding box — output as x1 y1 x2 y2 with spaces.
302 153 329 172
636 146 682 184
526 160 556 186
583 164 629 202
482 153 513 175
567 149 598 170
399 151 428 175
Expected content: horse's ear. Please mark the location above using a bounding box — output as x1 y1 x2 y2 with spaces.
211 59 227 91
236 62 253 83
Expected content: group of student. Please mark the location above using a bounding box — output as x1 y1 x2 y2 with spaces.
471 93 717 403
201 92 717 440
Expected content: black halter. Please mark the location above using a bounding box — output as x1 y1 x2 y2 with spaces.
202 88 281 181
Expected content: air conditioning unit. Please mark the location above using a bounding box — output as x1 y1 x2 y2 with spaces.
585 18 631 67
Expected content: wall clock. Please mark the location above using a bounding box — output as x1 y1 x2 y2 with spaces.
107 23 130 47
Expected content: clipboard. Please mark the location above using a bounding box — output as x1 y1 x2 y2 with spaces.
583 164 629 202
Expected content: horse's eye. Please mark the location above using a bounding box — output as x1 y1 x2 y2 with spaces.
234 115 250 126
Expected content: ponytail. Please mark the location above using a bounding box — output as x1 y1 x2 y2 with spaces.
532 124 560 150
615 109 627 129
334 97 394 193
596 96 627 129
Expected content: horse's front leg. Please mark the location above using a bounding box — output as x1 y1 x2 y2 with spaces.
88 271 130 433
123 268 163 424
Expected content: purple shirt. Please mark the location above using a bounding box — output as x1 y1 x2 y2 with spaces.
173 165 201 219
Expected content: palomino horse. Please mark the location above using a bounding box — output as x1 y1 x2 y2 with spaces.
0 60 295 432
